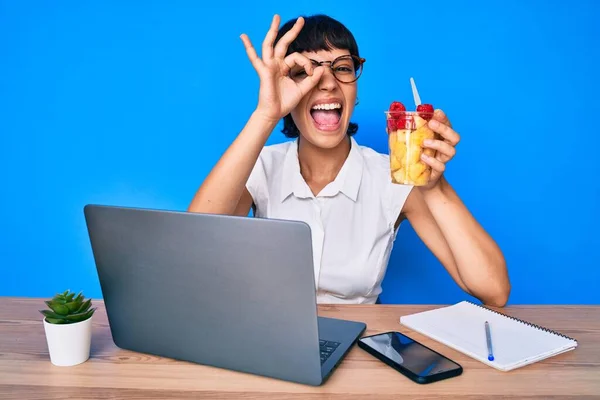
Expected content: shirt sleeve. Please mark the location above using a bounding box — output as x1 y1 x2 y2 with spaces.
245 151 268 217
387 181 414 236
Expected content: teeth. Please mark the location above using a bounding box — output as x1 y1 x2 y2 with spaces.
311 103 342 111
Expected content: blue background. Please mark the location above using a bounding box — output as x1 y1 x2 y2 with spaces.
1 1 598 305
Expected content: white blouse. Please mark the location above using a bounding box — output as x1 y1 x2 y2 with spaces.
246 136 413 304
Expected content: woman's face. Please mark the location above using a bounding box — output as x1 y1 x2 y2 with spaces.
290 48 358 150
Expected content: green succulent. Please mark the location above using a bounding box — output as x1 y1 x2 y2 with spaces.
40 290 96 324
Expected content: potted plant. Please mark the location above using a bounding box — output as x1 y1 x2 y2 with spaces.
39 289 96 366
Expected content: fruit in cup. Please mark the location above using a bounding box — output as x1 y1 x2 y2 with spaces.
417 103 434 118
387 101 436 186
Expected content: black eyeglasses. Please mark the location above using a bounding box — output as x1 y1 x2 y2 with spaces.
290 55 366 83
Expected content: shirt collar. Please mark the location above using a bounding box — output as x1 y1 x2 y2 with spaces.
280 137 364 202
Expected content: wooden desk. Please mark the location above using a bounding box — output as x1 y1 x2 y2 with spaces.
1 297 598 399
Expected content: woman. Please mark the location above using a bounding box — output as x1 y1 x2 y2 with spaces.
188 14 510 307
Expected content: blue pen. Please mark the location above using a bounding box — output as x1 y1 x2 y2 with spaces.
485 321 494 361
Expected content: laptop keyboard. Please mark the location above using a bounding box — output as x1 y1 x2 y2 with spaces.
319 339 341 365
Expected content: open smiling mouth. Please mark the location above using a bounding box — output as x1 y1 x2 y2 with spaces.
310 102 343 132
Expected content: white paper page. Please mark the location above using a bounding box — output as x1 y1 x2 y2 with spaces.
400 302 577 370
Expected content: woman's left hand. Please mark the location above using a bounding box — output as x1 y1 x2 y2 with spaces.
420 109 460 190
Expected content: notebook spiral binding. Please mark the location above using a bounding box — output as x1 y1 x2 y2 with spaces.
466 301 578 343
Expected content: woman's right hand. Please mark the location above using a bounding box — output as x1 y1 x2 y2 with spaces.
240 15 325 123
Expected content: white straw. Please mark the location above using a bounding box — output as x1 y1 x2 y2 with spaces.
410 77 421 107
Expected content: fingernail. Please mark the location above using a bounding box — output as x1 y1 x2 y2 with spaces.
421 153 429 160
424 139 433 146
429 120 439 128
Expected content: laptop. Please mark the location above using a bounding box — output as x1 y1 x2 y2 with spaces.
83 204 366 386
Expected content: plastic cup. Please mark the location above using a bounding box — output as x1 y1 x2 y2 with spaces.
385 110 436 186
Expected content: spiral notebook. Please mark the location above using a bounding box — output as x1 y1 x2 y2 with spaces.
399 301 578 372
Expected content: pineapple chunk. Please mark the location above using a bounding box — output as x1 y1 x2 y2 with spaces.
391 141 406 162
411 124 435 145
390 153 402 170
409 161 427 181
396 129 409 143
413 168 430 186
392 168 405 183
388 131 397 144
414 115 428 129
407 143 421 165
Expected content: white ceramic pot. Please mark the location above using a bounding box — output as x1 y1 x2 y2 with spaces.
43 316 93 366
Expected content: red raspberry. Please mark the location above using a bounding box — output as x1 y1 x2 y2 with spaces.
387 101 406 131
387 118 397 132
417 104 434 120
389 101 406 112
